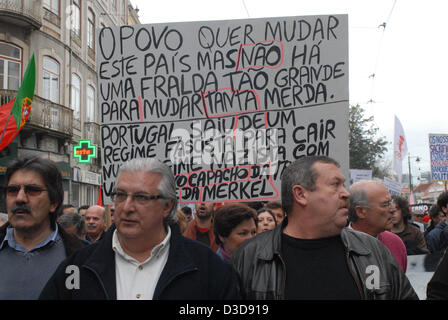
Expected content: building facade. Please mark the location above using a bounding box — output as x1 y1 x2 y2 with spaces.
0 0 140 210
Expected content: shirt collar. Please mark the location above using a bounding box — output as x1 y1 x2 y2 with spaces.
0 224 60 252
112 226 171 265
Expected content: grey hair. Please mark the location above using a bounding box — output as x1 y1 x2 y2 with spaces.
348 188 369 223
281 156 340 215
348 180 386 223
58 212 86 237
117 158 178 226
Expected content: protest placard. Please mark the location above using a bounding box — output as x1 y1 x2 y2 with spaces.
410 203 431 213
349 169 372 185
429 134 448 182
383 176 402 196
98 15 349 204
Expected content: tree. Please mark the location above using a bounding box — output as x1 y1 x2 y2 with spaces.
349 104 389 177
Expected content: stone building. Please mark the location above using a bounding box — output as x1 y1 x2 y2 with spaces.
0 0 140 210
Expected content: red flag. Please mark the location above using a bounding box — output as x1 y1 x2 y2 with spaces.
0 54 35 151
97 185 103 206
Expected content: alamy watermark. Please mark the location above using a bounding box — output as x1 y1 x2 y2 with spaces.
167 120 279 172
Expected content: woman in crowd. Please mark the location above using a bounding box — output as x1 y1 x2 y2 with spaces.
390 195 430 255
213 203 258 262
256 208 277 234
265 201 286 225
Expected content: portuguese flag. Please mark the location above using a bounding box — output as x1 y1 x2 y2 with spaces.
0 54 36 151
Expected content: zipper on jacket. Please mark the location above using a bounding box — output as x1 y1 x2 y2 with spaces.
84 265 110 300
274 252 287 300
345 250 364 299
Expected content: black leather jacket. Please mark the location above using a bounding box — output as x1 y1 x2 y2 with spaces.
231 221 418 300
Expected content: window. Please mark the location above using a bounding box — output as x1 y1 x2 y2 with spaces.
87 9 95 50
0 42 22 90
72 0 81 36
43 57 59 103
72 182 79 208
87 185 94 205
87 85 95 122
71 74 81 121
43 0 59 15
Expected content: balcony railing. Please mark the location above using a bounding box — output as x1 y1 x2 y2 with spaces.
0 0 42 29
84 121 100 148
0 89 14 106
30 95 73 136
0 89 73 137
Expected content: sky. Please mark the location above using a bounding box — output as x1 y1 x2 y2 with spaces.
129 0 448 182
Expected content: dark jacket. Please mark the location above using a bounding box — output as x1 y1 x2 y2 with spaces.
39 224 241 300
427 249 448 299
231 221 418 300
395 223 430 255
0 222 86 257
425 221 448 253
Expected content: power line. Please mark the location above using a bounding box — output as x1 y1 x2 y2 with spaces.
242 0 250 18
368 0 397 104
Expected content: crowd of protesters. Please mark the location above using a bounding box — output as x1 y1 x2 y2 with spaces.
1 155 448 300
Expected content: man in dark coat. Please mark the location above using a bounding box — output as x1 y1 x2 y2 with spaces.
40 158 240 300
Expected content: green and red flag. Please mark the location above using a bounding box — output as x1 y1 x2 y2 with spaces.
0 54 36 151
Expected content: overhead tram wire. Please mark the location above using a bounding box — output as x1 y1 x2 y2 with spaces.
242 0 251 18
368 0 397 105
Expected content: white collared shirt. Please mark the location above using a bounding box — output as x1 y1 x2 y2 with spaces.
112 227 171 300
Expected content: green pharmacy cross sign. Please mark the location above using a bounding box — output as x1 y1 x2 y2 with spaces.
74 140 97 163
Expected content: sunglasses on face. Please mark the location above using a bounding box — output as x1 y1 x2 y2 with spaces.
6 184 48 197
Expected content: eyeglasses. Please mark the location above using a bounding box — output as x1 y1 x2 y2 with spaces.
110 190 165 205
362 200 394 209
378 200 394 208
6 184 48 197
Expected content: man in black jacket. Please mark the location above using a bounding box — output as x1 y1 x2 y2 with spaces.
231 156 418 300
0 157 85 299
40 158 240 300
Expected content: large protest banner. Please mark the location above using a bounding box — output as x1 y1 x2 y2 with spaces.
429 134 448 182
98 15 349 204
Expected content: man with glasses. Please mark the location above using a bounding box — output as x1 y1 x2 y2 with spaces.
0 157 85 299
40 158 240 300
348 180 408 272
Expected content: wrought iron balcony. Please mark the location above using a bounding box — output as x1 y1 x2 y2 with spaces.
0 0 42 30
84 121 100 148
0 89 73 137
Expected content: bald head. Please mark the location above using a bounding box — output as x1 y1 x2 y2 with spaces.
351 180 385 191
349 180 394 237
86 205 105 218
349 180 388 218
85 205 106 242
